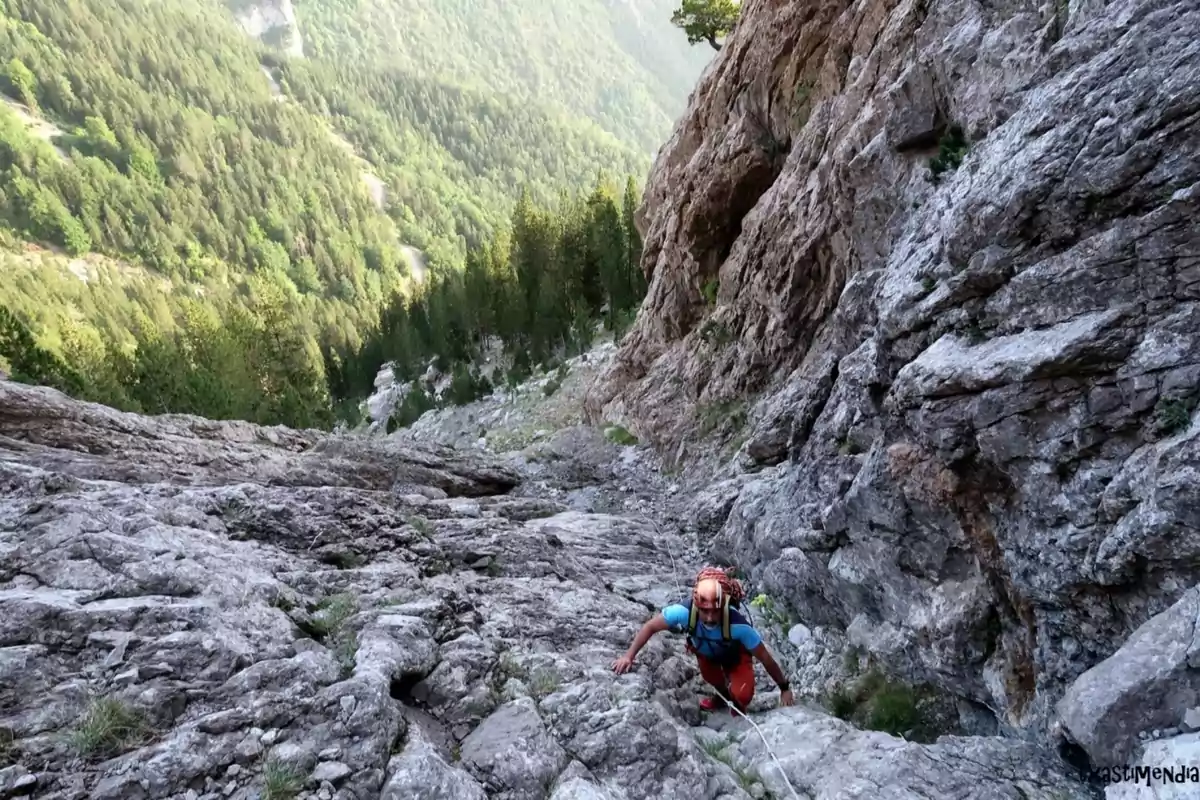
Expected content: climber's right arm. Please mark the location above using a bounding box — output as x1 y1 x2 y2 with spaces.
613 610 677 673
625 613 670 659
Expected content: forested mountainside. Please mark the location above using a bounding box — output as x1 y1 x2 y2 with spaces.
288 0 713 155
0 0 708 430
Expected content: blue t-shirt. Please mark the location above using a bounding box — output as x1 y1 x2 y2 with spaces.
663 602 761 662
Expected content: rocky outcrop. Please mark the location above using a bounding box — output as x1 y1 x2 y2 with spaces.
228 0 304 58
0 380 1096 797
1057 585 1200 768
586 0 1200 754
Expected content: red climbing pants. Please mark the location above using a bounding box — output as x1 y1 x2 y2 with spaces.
695 650 755 709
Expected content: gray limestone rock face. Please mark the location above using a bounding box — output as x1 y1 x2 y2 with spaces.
583 0 1200 747
0 380 1097 798
229 0 304 58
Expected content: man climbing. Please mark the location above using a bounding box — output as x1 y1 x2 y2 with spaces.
611 567 795 714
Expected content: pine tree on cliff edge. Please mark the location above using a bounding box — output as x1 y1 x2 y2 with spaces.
670 0 740 51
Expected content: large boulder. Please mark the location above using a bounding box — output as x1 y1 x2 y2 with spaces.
1057 584 1200 768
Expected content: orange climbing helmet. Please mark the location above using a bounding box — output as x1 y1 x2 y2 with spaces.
693 577 726 610
691 567 745 610
686 567 750 647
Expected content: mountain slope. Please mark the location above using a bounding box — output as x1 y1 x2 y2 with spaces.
0 377 1099 800
586 0 1200 753
0 0 710 428
290 0 713 154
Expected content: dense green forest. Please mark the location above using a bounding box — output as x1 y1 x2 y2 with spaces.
287 0 711 155
330 176 647 428
1 173 645 429
0 0 704 429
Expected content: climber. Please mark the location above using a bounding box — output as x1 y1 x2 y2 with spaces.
611 568 795 714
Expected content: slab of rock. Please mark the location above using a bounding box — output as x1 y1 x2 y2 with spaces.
1058 585 1200 768
381 725 485 800
0 357 1097 799
459 697 569 797
0 380 520 496
718 706 1094 800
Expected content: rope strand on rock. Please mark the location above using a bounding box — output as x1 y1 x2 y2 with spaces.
725 701 803 800
659 522 688 604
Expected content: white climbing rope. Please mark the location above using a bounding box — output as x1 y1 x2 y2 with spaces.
724 701 803 800
658 521 689 605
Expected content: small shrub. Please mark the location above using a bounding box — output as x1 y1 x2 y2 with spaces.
270 593 295 612
697 399 747 438
867 683 922 735
824 667 933 740
928 124 969 183
262 759 305 800
1157 398 1192 434
333 632 358 679
529 669 561 699
506 355 532 389
68 696 149 760
701 278 719 306
604 425 638 445
543 378 561 397
446 362 492 406
408 516 434 538
496 652 528 682
307 593 357 641
749 593 791 628
389 384 437 430
828 689 856 719
698 733 731 760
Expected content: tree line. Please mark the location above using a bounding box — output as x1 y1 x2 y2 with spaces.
0 173 647 430
328 175 646 427
0 0 657 430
